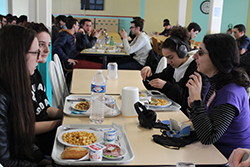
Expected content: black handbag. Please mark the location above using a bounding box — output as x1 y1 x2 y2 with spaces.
134 102 157 129
152 130 198 150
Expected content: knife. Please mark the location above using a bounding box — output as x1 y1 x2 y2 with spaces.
67 98 87 102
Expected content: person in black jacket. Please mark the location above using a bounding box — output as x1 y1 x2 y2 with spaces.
158 19 172 37
75 18 101 51
141 26 207 116
53 18 79 71
0 25 51 166
239 43 250 77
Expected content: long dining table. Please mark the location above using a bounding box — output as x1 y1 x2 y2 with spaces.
70 69 146 95
80 31 130 69
58 69 228 166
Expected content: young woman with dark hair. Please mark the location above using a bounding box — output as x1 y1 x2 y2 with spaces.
25 22 63 155
141 26 208 116
186 33 250 159
0 25 52 166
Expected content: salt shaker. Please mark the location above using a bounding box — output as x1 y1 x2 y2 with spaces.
107 62 118 80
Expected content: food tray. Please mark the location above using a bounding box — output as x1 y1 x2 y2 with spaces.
140 90 181 111
64 95 121 117
52 124 134 165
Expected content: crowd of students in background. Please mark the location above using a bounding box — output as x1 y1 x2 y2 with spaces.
1 12 250 167
0 13 27 27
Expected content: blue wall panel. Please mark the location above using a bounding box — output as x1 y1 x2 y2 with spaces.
191 0 250 43
221 0 249 35
0 0 7 15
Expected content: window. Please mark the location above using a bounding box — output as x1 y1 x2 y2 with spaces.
81 0 104 10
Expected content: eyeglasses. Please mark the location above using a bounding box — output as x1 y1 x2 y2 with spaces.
28 50 40 60
197 50 209 56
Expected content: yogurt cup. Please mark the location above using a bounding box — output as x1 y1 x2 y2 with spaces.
104 128 117 144
88 143 105 161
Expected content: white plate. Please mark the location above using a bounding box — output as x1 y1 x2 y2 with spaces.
57 129 103 147
103 147 127 160
148 98 172 108
71 101 90 112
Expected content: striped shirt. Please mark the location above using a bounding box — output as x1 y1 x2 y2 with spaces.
189 82 238 145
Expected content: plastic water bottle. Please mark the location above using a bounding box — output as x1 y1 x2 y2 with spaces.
110 36 114 46
90 70 106 124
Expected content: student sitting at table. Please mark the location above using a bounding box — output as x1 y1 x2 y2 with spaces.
186 33 250 159
187 22 201 50
75 18 101 51
158 19 172 37
127 17 143 43
118 19 152 70
55 14 67 30
233 24 250 56
0 25 52 167
53 17 79 71
75 18 103 64
25 22 63 156
141 26 208 116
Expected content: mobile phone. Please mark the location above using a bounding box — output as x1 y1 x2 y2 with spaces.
241 152 249 162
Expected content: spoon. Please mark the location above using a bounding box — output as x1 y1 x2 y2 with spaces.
62 126 103 131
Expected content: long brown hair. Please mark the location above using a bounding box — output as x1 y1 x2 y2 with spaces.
0 25 36 159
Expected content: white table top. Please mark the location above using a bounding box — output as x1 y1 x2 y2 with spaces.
62 95 228 166
70 69 147 95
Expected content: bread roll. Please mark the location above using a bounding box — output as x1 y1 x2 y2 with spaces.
61 146 89 159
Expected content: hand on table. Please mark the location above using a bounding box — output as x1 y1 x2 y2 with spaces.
186 72 202 108
229 148 250 167
68 59 78 66
148 78 166 89
141 66 152 81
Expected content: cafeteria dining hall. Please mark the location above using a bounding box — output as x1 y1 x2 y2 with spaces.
1 0 250 166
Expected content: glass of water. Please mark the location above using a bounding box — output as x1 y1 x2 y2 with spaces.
107 62 118 80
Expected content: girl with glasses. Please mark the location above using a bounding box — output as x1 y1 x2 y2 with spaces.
186 33 250 159
0 25 52 166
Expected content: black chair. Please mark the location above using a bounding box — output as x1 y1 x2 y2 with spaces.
144 49 162 74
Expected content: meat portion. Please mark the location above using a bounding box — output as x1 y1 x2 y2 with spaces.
103 144 122 157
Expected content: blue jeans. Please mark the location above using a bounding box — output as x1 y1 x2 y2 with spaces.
115 57 143 70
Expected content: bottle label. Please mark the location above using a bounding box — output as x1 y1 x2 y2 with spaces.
91 84 106 93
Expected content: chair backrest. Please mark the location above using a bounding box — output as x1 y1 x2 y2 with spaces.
49 60 65 110
194 41 201 47
190 39 195 45
53 54 69 97
145 49 161 74
151 37 159 54
155 56 167 73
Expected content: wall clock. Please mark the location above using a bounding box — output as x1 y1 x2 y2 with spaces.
200 1 210 14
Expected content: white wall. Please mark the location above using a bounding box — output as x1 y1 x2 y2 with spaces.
12 0 28 17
